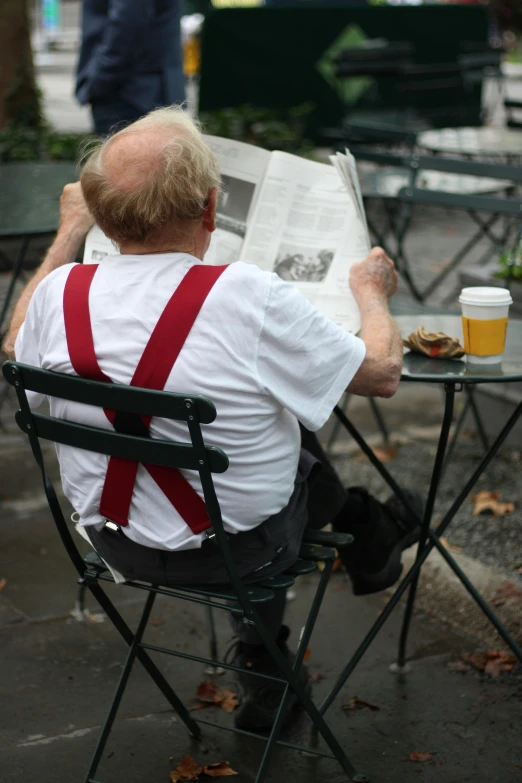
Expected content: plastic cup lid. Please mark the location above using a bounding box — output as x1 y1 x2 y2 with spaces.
459 286 513 307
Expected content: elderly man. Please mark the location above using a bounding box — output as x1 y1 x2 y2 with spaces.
4 107 419 732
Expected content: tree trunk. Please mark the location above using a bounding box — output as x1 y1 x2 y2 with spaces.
0 0 42 130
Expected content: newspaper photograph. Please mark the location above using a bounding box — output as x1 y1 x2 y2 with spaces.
273 244 334 283
203 135 270 266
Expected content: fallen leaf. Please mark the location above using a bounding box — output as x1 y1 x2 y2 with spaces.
149 618 164 627
220 690 239 714
190 681 238 712
493 580 522 608
0 578 6 591
439 537 462 554
170 757 238 782
459 649 516 678
202 762 238 778
447 660 471 673
303 648 311 662
196 681 221 703
332 556 343 573
356 444 398 464
343 697 380 712
407 751 434 763
170 755 203 782
470 491 515 517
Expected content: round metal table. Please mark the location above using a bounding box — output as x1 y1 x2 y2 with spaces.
417 127 522 160
319 313 522 720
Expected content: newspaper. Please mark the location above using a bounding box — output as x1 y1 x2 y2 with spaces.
83 138 370 333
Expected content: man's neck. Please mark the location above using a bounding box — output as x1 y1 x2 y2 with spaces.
119 242 201 258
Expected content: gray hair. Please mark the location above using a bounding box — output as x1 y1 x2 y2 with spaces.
80 106 221 244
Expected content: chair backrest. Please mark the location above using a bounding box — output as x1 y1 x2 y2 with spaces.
351 145 522 186
2 361 232 578
396 186 522 217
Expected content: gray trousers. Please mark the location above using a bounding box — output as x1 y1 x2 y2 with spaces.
87 428 346 645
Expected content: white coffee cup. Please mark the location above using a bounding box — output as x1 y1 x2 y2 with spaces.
458 287 512 364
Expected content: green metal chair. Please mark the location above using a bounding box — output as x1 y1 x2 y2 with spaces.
2 360 365 783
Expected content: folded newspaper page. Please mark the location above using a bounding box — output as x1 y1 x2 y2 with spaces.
83 137 370 333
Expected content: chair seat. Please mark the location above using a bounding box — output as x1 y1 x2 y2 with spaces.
82 550 275 603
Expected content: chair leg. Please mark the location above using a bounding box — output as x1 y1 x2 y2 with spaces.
83 591 157 783
83 580 201 738
252 561 367 783
204 602 222 673
0 236 29 333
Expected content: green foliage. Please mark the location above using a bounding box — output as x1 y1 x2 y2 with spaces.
0 123 92 163
200 103 316 156
496 243 522 282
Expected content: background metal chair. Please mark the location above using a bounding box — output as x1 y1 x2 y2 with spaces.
3 361 364 783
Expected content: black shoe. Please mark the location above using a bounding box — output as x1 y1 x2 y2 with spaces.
333 487 423 596
228 626 310 732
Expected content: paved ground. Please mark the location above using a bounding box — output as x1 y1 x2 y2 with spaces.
1 517 521 783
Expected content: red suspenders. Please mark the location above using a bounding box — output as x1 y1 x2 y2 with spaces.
63 262 227 533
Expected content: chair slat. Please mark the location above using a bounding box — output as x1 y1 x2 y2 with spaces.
303 530 353 548
3 362 217 423
258 574 295 590
23 412 228 473
412 155 522 184
285 560 316 576
298 544 337 562
397 186 522 216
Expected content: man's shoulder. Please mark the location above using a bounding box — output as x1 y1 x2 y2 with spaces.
37 263 76 292
223 261 273 290
31 263 77 308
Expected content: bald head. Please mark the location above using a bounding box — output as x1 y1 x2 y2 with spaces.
102 126 178 196
80 107 221 246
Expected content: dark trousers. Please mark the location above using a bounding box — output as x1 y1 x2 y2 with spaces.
91 100 146 136
87 427 347 644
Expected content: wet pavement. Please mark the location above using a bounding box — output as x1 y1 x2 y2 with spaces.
1 536 521 783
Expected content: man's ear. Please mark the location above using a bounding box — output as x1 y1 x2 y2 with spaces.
202 188 217 233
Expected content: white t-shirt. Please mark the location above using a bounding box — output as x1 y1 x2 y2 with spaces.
15 253 365 550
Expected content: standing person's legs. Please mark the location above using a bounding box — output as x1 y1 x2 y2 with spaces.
91 100 145 136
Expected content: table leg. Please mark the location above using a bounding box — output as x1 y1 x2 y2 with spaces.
0 236 30 333
318 392 522 719
396 385 455 669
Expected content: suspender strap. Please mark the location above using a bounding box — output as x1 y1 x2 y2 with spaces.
63 262 227 533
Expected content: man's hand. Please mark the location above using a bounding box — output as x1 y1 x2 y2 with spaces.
59 182 94 240
350 247 398 303
346 247 402 399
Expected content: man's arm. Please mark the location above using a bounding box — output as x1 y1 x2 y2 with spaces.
2 183 93 358
346 247 403 399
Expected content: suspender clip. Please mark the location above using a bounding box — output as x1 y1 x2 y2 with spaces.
204 527 218 545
